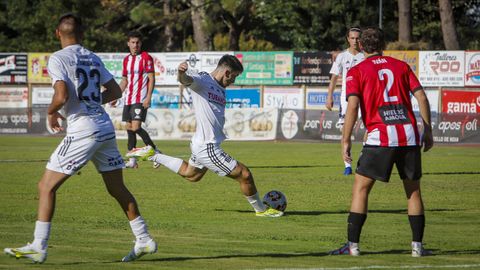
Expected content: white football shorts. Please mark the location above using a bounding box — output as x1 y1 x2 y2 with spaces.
338 90 348 125
188 142 238 176
46 130 125 175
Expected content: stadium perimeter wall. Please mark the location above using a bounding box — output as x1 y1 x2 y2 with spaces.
0 51 479 143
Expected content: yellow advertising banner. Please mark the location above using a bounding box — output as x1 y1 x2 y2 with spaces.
28 53 51 83
383 50 419 76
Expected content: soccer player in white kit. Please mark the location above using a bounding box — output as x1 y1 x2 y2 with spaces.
326 27 365 175
147 55 283 217
4 13 157 263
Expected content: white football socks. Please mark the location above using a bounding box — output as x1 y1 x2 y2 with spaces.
32 220 50 251
129 216 152 243
246 193 267 212
344 161 351 168
151 153 183 173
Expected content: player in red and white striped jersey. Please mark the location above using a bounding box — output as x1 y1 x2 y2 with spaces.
119 31 159 168
330 27 433 257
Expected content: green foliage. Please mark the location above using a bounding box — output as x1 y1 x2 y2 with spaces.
0 0 478 52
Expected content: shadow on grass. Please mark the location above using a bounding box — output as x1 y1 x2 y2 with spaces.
56 249 480 265
217 208 463 216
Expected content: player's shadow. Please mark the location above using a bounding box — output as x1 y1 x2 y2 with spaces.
249 164 336 169
223 208 462 216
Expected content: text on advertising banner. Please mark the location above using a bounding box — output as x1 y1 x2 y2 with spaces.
97 53 124 83
293 51 334 85
305 87 341 110
441 89 480 114
0 53 27 84
383 50 419 76
0 87 28 108
263 87 304 109
465 51 480 87
419 51 465 87
234 52 293 85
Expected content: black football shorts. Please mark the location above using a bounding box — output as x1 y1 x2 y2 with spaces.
356 145 422 182
122 103 147 122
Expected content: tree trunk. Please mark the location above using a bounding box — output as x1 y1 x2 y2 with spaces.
438 0 460 49
398 0 412 42
190 0 213 51
164 0 175 52
228 25 240 51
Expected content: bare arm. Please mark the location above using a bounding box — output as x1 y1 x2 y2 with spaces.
47 81 68 132
342 95 360 163
119 77 128 92
413 89 433 152
143 72 155 108
326 74 339 111
177 61 193 86
102 79 123 104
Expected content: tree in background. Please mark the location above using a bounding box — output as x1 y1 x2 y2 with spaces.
438 0 460 49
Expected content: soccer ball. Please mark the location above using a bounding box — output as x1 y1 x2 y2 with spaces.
263 190 287 212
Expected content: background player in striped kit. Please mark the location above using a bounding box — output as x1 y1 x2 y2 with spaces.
119 31 160 168
329 26 433 257
326 27 365 175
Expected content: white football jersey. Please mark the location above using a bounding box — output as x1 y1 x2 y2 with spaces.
48 44 114 133
188 72 227 144
330 50 365 93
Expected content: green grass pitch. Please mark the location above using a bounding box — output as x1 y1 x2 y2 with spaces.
0 136 479 269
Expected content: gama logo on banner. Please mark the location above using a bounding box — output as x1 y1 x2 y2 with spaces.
419 51 464 87
465 51 480 87
441 89 480 114
28 53 51 83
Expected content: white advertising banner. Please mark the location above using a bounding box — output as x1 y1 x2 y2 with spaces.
106 107 278 141
263 87 305 109
419 51 465 87
465 51 480 87
0 87 28 108
151 52 233 85
31 86 54 107
411 89 439 113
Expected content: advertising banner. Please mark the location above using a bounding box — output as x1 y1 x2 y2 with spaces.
383 50 419 76
31 86 54 107
441 89 480 114
151 52 201 85
276 109 366 141
28 53 51 83
0 87 28 108
0 107 61 135
305 87 341 110
97 53 125 82
235 52 293 85
464 51 480 87
226 88 261 108
151 87 180 109
293 51 333 85
411 89 439 113
419 51 465 87
106 107 278 141
199 51 234 73
0 53 27 84
433 113 480 143
263 87 304 109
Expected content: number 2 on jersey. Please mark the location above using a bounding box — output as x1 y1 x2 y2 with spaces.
378 68 398 102
76 68 101 103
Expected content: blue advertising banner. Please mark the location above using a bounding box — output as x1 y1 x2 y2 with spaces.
226 88 260 108
151 87 180 109
305 88 341 110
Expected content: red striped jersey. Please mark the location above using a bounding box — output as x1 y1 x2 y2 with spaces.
346 55 422 147
122 51 154 105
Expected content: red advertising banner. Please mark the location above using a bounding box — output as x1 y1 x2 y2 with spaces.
441 89 480 114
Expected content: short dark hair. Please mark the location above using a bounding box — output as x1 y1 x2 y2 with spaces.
57 13 84 35
127 31 143 41
360 26 385 54
217 54 243 73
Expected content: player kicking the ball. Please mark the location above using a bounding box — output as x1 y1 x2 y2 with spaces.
4 13 157 263
131 55 282 217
